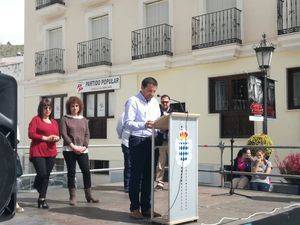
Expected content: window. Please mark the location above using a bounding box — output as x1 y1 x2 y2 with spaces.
83 90 115 139
287 67 300 109
48 27 62 49
267 79 276 118
90 160 109 175
145 0 169 26
42 94 67 124
206 0 236 13
209 75 250 113
91 15 109 39
209 74 256 138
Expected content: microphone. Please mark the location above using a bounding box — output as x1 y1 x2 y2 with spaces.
157 94 186 113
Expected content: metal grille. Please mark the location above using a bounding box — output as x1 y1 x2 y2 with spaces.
192 8 242 50
131 24 173 60
77 38 112 69
35 48 65 76
278 0 300 34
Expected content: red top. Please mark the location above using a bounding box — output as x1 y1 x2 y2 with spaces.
28 116 59 158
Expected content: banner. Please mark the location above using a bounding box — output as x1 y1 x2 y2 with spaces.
247 76 276 119
76 76 120 93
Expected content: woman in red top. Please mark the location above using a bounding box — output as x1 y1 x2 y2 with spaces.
28 98 59 209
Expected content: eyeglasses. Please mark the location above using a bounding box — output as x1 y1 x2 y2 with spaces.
43 106 52 110
161 101 170 104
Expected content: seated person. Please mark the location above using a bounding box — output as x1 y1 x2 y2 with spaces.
250 149 272 192
232 148 252 189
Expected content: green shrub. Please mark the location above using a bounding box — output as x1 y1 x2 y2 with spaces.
247 133 273 158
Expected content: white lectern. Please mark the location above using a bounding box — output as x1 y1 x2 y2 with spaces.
151 112 199 224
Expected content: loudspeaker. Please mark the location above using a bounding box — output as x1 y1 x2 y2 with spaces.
0 73 17 221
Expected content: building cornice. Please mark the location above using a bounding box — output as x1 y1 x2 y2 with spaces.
277 32 300 51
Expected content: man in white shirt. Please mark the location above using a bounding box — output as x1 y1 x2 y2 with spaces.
124 77 161 219
116 112 131 193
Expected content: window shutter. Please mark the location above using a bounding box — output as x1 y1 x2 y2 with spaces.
293 73 300 106
91 15 109 39
48 27 62 49
215 80 228 111
97 93 106 117
206 0 236 13
53 97 61 119
146 0 169 26
63 96 67 116
86 94 95 117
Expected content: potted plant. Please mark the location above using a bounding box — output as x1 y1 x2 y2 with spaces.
247 133 273 159
275 153 300 185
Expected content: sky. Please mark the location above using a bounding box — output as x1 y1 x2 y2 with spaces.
0 0 24 45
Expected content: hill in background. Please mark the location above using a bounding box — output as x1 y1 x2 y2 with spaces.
0 42 24 58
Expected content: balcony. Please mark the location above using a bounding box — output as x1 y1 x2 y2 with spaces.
77 38 112 69
278 0 300 35
36 0 66 18
192 8 242 50
35 48 65 76
131 24 173 60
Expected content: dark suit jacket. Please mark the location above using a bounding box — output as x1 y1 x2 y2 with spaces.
156 106 174 146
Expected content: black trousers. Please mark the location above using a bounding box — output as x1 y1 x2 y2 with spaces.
31 157 55 199
129 136 152 213
63 151 91 189
122 144 131 191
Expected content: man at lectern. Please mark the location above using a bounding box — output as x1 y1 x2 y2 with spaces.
155 95 173 190
124 77 161 219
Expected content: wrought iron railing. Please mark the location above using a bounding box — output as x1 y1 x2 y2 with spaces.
131 24 173 60
35 48 65 76
278 0 300 35
36 0 65 10
77 37 112 69
192 8 242 50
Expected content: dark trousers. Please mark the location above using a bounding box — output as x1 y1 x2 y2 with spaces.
63 151 91 189
129 136 152 213
31 157 55 199
122 144 131 191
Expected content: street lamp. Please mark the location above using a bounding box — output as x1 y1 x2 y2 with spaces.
254 33 275 134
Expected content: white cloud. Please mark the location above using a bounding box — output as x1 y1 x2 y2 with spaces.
0 0 24 45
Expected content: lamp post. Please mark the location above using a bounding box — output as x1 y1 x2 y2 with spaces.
254 34 275 134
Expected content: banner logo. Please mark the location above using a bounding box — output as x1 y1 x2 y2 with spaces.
175 129 192 167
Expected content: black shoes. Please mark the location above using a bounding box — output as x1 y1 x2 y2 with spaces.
38 199 49 209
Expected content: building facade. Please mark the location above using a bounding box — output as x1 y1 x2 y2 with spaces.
24 0 300 182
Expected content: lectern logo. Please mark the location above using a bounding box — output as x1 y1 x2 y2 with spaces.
175 129 192 167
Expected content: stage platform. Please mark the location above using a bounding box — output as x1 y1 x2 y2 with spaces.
2 184 300 225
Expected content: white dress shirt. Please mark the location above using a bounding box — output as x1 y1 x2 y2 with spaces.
124 92 161 137
116 112 130 147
